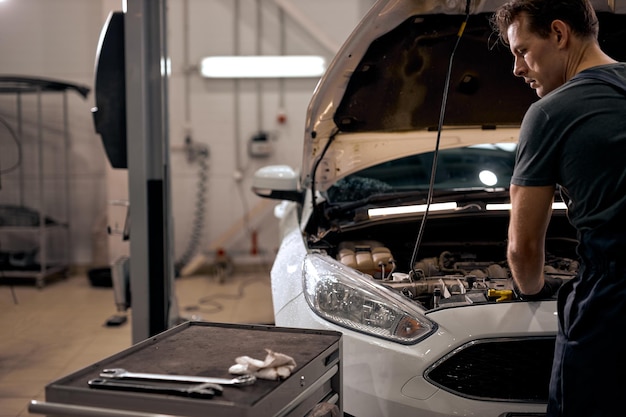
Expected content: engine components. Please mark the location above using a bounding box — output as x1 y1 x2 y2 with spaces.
337 240 395 278
335 240 577 309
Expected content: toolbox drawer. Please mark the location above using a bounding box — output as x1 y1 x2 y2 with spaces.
30 321 342 417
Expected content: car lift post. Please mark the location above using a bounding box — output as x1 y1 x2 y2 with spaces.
124 0 178 343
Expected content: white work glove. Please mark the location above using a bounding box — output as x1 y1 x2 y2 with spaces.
228 349 296 380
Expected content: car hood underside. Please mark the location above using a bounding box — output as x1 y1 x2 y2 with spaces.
301 1 626 190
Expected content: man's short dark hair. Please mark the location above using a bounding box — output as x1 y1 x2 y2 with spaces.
491 0 599 44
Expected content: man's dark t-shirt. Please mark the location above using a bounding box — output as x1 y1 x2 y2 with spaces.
511 63 626 417
511 63 626 238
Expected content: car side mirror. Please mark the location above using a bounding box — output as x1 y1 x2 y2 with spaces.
252 165 303 202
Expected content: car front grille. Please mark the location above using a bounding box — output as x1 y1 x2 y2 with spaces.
424 337 555 403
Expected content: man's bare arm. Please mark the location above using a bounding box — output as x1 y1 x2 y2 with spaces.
507 184 555 295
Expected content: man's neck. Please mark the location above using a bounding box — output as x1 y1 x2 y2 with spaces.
570 42 617 78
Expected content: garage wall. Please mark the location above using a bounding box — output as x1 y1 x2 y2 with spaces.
0 0 108 267
167 0 373 269
0 0 375 269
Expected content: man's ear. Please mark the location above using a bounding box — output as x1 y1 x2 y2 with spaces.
551 20 569 47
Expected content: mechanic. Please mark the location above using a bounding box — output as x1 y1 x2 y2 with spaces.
491 1 626 416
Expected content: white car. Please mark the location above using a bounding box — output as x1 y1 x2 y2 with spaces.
252 1 626 416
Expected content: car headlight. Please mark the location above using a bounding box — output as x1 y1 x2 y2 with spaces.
303 254 436 344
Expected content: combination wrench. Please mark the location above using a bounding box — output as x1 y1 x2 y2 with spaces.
88 378 221 398
99 368 256 387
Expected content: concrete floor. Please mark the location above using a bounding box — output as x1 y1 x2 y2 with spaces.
0 266 274 417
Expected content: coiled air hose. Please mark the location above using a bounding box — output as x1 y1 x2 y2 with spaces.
174 148 209 276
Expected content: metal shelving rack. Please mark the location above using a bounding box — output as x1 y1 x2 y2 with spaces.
0 76 89 287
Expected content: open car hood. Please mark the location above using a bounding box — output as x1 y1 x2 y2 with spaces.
303 0 626 192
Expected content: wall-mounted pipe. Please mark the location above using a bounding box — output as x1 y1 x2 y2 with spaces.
256 0 263 133
233 0 244 175
278 7 286 113
183 0 192 137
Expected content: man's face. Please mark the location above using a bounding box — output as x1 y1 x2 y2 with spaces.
507 13 564 97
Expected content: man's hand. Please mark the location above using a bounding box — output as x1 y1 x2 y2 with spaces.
515 276 564 301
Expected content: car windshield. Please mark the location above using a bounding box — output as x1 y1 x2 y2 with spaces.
326 143 517 203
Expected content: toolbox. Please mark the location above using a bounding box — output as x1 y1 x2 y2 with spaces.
29 321 342 417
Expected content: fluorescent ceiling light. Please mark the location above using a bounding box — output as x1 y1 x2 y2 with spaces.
200 55 326 78
486 202 568 211
369 202 458 218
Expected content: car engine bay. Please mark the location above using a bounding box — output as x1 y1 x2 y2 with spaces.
310 211 579 311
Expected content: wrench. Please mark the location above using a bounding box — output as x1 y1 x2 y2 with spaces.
88 378 220 398
99 368 256 386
